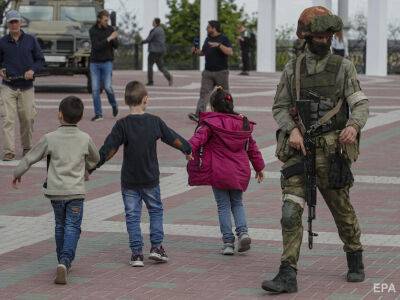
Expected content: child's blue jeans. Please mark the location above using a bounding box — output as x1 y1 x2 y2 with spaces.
51 199 84 268
212 188 248 244
122 185 163 255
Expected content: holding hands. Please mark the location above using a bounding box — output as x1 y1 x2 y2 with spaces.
12 176 21 189
255 171 264 183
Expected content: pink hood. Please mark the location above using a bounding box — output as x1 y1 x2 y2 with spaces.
187 112 265 191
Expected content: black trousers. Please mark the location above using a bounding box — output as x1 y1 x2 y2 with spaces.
147 52 171 83
241 49 250 72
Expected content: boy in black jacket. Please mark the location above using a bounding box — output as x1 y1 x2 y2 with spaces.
92 81 192 267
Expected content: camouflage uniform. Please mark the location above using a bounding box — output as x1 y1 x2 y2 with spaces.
262 7 368 294
273 48 369 268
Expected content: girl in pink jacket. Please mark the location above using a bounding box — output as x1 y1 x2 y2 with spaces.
187 87 265 255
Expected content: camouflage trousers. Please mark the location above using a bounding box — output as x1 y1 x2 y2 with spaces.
280 146 363 269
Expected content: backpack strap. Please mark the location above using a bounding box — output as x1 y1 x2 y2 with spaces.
295 52 306 101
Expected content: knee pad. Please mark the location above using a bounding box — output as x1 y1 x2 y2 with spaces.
281 200 302 230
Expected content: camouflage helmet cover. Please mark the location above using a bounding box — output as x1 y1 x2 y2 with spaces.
296 6 343 39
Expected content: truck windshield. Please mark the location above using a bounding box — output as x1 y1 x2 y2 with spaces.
60 7 96 22
19 6 54 21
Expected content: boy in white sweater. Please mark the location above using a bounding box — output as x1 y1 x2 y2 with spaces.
13 96 99 284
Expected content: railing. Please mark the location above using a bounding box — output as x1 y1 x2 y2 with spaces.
113 40 400 74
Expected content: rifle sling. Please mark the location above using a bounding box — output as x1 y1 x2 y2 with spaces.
295 53 305 102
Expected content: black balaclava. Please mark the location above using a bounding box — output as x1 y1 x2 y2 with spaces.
307 36 332 56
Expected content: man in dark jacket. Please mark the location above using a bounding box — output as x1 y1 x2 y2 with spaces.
142 18 172 86
89 10 119 121
237 23 252 75
0 10 45 161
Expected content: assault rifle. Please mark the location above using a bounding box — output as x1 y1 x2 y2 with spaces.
296 99 318 249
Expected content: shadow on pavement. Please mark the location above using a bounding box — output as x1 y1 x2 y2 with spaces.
35 84 89 94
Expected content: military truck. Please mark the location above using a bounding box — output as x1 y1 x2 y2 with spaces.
10 0 114 92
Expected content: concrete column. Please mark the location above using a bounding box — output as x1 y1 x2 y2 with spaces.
312 0 332 9
200 0 217 70
256 0 275 72
142 0 159 72
366 0 388 76
338 0 349 28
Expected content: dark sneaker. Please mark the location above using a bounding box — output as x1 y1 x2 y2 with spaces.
2 153 15 161
188 113 199 122
112 106 118 117
221 243 235 255
146 82 154 86
149 246 168 263
54 264 67 284
168 76 173 87
129 254 144 267
239 71 249 76
91 115 103 122
238 233 251 252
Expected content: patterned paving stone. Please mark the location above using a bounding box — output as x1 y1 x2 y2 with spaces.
0 71 399 299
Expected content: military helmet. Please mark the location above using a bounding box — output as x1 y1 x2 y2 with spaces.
296 6 343 39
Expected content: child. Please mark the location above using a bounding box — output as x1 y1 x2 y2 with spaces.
92 81 192 267
187 86 265 255
12 96 100 284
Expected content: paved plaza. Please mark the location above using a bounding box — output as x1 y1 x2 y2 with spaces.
0 70 399 299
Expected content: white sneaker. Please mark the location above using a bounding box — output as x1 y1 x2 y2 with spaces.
149 246 169 263
221 243 234 255
238 233 251 252
54 264 67 284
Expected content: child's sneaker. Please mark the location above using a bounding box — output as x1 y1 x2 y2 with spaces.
149 245 168 263
221 243 235 255
238 233 251 252
129 254 144 267
54 264 67 284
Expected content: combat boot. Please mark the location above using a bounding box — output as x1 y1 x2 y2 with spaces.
261 262 298 293
346 250 365 282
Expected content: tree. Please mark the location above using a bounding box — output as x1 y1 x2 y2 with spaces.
164 0 200 69
113 0 142 69
117 0 142 44
388 22 400 41
0 0 12 25
164 0 245 69
275 24 296 71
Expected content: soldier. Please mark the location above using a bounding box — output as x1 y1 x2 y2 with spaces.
261 6 369 293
